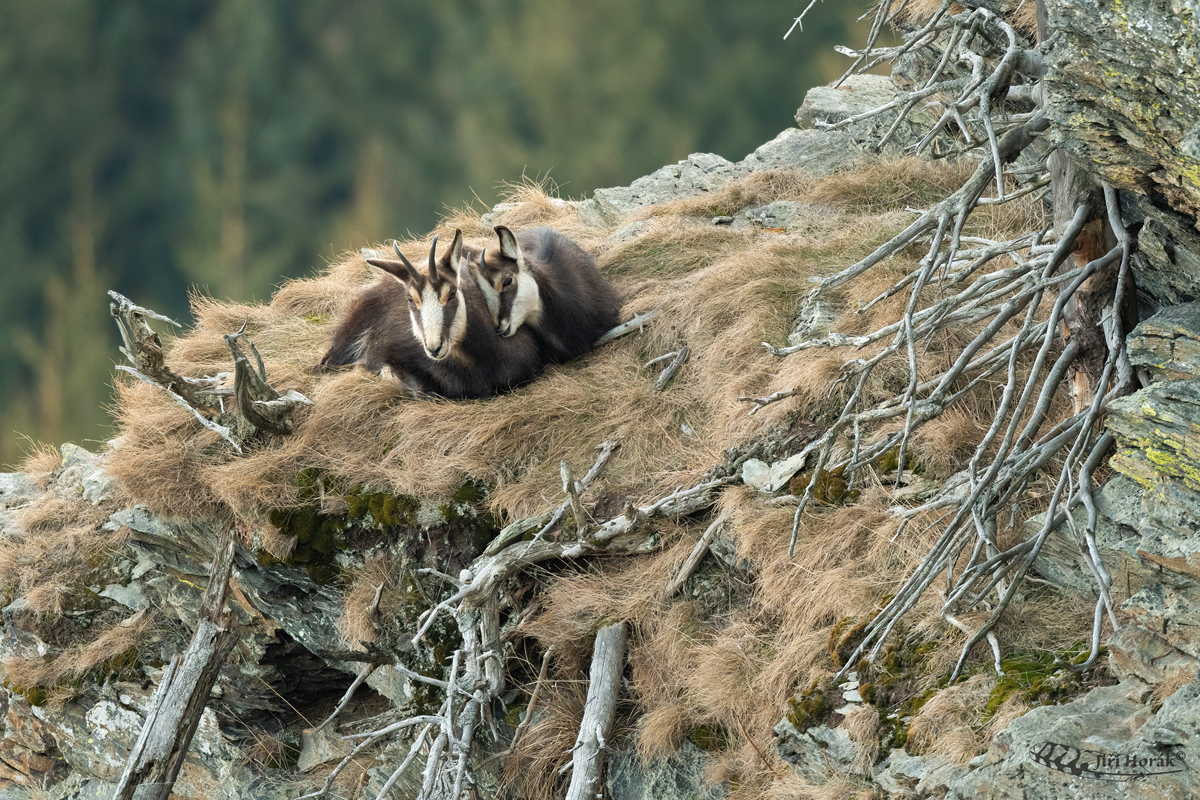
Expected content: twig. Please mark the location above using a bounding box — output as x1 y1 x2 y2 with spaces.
594 310 661 345
312 663 379 735
651 345 689 391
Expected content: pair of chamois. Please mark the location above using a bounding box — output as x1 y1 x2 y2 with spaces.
319 226 621 398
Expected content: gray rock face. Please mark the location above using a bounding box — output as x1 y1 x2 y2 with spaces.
606 740 727 800
1046 0 1200 224
946 681 1200 800
1107 379 1200 531
0 442 497 797
576 75 908 229
1027 497 1143 598
774 718 863 782
1120 190 1200 309
794 73 938 149
874 749 962 798
1127 301 1200 382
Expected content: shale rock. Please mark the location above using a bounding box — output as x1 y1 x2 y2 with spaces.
1107 379 1200 526
1127 301 1200 383
577 74 921 228
1119 191 1200 309
946 680 1200 800
873 749 962 798
1046 0 1200 223
794 73 938 149
607 740 727 800
773 718 863 782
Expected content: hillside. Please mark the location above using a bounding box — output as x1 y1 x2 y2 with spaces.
3 2 1200 799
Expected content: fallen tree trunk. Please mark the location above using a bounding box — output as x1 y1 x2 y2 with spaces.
565 622 627 800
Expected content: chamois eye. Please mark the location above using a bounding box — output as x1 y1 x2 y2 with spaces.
447 288 456 301
501 276 513 288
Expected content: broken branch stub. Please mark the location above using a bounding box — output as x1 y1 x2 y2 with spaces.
113 528 239 800
565 622 627 800
109 290 227 412
225 325 312 436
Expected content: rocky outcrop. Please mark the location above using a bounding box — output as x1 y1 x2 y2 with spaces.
0 442 502 798
946 680 1200 799
573 73 912 229
1046 0 1200 225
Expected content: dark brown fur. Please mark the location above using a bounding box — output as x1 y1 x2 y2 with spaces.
476 226 622 363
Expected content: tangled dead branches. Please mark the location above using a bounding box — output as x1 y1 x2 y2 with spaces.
743 1 1135 683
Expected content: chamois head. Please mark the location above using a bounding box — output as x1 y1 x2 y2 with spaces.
471 225 541 337
367 232 469 361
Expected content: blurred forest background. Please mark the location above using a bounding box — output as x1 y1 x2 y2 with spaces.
0 0 874 466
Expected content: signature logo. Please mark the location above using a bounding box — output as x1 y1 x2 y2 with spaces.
1031 742 1186 781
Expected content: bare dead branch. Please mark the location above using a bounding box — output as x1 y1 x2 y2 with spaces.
663 512 730 600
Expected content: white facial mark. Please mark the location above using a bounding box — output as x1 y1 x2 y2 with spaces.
418 283 447 359
505 268 541 335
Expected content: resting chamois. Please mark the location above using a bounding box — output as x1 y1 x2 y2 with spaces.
469 225 621 363
319 231 543 399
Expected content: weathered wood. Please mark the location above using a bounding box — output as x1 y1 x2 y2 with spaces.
108 290 230 412
662 512 729 600
112 529 238 800
225 325 312 435
565 622 627 800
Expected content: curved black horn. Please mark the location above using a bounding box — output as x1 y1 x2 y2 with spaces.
427 234 441 287
391 241 416 272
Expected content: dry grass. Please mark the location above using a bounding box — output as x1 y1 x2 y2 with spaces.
13 440 62 487
501 680 587 799
0 496 126 619
339 553 410 651
86 153 1097 799
1152 668 1198 704
906 673 995 763
3 613 149 698
891 0 1036 37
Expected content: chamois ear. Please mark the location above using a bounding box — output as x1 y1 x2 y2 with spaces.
494 225 521 262
367 250 423 288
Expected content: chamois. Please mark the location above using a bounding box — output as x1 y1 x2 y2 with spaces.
319 231 543 399
470 225 621 363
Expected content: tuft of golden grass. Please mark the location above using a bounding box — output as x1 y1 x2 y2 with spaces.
3 613 149 694
906 673 995 763
841 705 881 774
339 554 407 651
501 680 587 799
13 440 62 486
